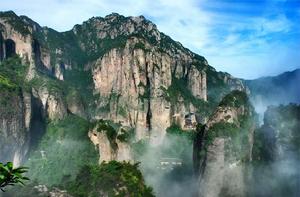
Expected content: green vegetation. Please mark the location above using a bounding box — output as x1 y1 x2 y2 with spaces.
0 57 27 115
92 119 134 149
25 115 98 186
219 90 249 108
0 75 17 91
117 128 135 143
133 42 151 52
206 117 252 162
166 124 195 141
0 11 30 36
161 77 212 117
28 74 64 94
0 56 28 90
206 122 238 143
66 161 154 197
75 18 129 61
0 162 29 192
134 42 146 50
163 124 196 160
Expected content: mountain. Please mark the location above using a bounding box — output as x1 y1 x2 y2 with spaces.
245 69 300 117
2 10 297 197
0 10 246 164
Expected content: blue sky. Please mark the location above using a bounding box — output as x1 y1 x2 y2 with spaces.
1 0 300 79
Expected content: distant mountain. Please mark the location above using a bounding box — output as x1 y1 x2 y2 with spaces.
245 69 300 116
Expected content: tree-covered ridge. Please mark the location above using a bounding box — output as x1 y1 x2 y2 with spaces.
66 161 154 197
219 90 249 108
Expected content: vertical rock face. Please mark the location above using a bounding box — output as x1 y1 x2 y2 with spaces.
33 87 67 120
88 128 132 163
199 137 225 197
194 91 255 197
188 67 207 101
0 85 66 165
92 38 208 143
0 90 29 166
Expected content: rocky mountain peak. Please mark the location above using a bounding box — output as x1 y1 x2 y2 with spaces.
73 12 160 45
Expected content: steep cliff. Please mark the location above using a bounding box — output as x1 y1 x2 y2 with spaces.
193 90 256 197
0 11 246 165
0 83 29 166
0 55 67 165
0 56 32 166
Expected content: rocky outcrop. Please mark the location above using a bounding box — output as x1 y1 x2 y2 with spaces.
188 66 207 101
194 91 255 197
198 137 225 197
66 94 87 119
34 185 73 197
32 87 67 120
206 106 240 128
88 126 132 163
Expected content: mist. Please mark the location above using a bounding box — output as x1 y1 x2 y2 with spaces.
133 129 198 197
250 103 300 197
246 68 300 124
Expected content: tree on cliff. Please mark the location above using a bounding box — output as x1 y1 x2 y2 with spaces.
0 162 29 191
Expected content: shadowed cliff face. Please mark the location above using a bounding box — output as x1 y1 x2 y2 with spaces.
28 93 46 151
0 33 16 61
4 39 16 58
